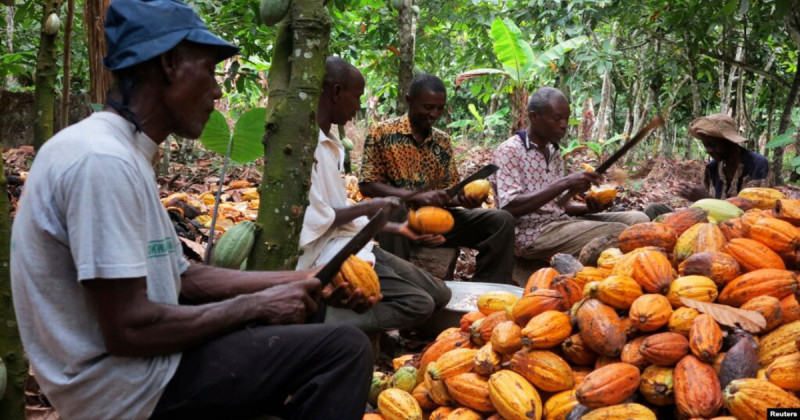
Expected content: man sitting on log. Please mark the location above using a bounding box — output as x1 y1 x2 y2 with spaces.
359 74 516 284
492 87 649 262
298 57 451 333
10 2 371 419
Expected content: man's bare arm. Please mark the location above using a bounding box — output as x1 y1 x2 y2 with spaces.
83 276 320 357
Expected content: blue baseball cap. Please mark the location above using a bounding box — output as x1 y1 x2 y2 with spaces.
103 0 239 71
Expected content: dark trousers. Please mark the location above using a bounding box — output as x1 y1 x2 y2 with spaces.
377 207 516 284
373 247 452 329
150 323 372 420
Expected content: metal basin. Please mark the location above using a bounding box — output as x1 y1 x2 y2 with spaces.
414 281 525 338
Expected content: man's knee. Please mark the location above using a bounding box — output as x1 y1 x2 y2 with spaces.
431 281 452 310
485 209 516 234
625 211 651 225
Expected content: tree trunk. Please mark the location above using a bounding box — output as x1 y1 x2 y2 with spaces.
33 0 64 149
720 44 743 115
3 4 14 88
395 0 416 115
85 0 112 105
687 53 702 160
249 0 330 271
773 52 800 185
60 0 75 130
0 168 27 420
592 23 617 143
745 54 775 139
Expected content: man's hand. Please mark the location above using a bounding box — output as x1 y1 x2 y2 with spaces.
561 171 604 193
454 190 484 209
675 182 709 202
322 282 381 314
251 278 322 324
396 221 446 246
407 190 451 207
363 197 401 216
585 194 612 214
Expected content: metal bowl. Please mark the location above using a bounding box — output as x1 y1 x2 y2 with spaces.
414 281 525 338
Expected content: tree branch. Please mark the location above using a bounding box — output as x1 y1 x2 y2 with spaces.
648 31 790 88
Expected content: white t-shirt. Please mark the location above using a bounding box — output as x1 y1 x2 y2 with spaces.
11 112 188 419
296 129 374 269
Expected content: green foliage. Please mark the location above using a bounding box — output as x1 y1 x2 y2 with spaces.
199 108 266 164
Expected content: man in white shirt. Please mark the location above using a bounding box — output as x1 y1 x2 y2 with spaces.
298 57 451 332
11 1 372 419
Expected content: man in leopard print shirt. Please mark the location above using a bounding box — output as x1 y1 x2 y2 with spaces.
360 75 516 284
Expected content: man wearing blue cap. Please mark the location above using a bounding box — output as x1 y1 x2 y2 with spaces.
10 1 373 419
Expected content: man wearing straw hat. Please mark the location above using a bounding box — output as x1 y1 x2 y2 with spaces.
675 113 771 201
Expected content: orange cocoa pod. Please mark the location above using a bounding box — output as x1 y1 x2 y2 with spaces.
724 237 786 272
511 289 564 326
723 378 800 420
561 333 598 366
630 249 677 294
719 217 746 241
572 366 592 387
411 381 437 411
473 343 501 376
678 251 741 286
581 403 656 420
621 336 650 370
629 294 672 332
576 299 626 357
674 355 723 418
669 307 700 336
744 215 800 253
459 311 485 332
429 406 454 420
443 407 482 420
573 266 610 290
436 328 462 341
617 222 678 253
741 295 784 331
550 275 583 309
444 372 494 413
781 293 800 324
596 274 643 310
575 362 641 408
469 310 509 346
510 349 574 392
488 370 542 420
639 332 690 366
524 267 559 294
758 320 800 367
521 310 572 349
418 332 472 380
490 320 523 355
543 390 577 420
774 198 800 225
727 196 756 211
408 206 454 235
694 222 727 254
667 275 719 308
718 268 799 307
662 207 709 236
765 352 800 391
427 348 477 381
689 314 723 362
639 365 675 406
377 388 423 420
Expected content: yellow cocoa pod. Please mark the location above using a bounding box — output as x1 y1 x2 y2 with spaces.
463 179 491 201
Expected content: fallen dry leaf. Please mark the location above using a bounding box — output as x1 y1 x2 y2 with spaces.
680 297 767 333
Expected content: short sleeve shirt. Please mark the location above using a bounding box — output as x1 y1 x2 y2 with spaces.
493 132 570 253
360 115 460 191
11 112 187 419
